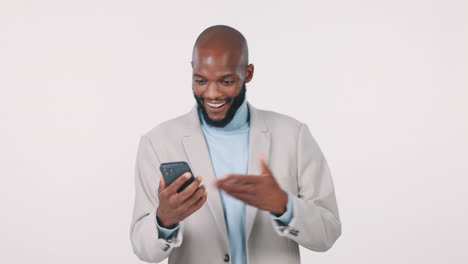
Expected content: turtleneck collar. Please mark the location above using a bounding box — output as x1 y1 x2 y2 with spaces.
198 97 250 132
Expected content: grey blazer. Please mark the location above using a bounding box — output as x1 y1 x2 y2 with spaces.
130 102 341 263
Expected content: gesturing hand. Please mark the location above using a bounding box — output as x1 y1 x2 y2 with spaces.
156 173 207 228
213 155 288 215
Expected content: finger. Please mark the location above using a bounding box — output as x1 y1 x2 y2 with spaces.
177 176 203 202
183 191 207 218
223 189 254 204
258 154 271 175
218 179 255 194
181 184 206 211
165 172 193 195
218 174 258 184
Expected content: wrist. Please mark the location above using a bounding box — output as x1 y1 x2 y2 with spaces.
271 190 288 215
156 211 177 229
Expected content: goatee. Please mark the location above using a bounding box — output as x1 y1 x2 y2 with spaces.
193 83 247 128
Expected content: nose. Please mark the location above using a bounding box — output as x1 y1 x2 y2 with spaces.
204 81 223 100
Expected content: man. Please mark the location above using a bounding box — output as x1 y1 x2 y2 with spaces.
130 25 341 264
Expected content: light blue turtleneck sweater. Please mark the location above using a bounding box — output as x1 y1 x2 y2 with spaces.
156 98 293 264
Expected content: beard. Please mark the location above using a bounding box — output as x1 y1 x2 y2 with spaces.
193 83 247 128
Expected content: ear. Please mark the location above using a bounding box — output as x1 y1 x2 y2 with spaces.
244 64 254 83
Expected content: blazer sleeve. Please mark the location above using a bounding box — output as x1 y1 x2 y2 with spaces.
129 135 184 263
270 123 342 252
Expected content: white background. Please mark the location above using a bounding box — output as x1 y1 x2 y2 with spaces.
1 0 467 263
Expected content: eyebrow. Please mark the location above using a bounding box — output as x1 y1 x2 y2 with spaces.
193 73 236 79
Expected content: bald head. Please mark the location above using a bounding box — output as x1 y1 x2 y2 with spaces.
192 25 249 67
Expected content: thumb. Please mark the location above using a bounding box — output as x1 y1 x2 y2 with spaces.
158 174 167 192
258 154 271 175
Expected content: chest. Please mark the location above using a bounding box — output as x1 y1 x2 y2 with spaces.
202 130 250 177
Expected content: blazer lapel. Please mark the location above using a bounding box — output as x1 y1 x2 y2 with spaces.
181 105 229 248
245 101 271 241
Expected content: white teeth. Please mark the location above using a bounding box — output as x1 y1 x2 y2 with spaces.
206 101 226 108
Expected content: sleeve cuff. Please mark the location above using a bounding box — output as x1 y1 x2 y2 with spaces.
156 214 180 240
270 192 294 226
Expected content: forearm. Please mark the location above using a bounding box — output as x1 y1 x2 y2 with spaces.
269 122 342 252
130 208 182 263
130 136 184 262
270 194 341 251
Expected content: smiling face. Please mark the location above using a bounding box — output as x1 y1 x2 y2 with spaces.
191 25 254 127
192 47 253 126
192 43 253 127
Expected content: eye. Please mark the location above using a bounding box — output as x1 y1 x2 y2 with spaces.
221 80 235 85
194 79 206 85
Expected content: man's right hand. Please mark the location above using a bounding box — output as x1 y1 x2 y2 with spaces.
156 172 207 228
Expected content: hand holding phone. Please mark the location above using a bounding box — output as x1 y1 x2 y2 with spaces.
156 161 208 228
160 161 195 193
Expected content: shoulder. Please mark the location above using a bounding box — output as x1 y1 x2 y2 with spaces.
253 106 305 133
142 109 194 141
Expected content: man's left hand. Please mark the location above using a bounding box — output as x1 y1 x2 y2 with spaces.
213 155 288 215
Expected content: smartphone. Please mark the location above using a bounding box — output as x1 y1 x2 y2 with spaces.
159 161 195 193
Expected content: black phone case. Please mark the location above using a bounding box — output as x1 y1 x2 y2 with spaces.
159 161 194 193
